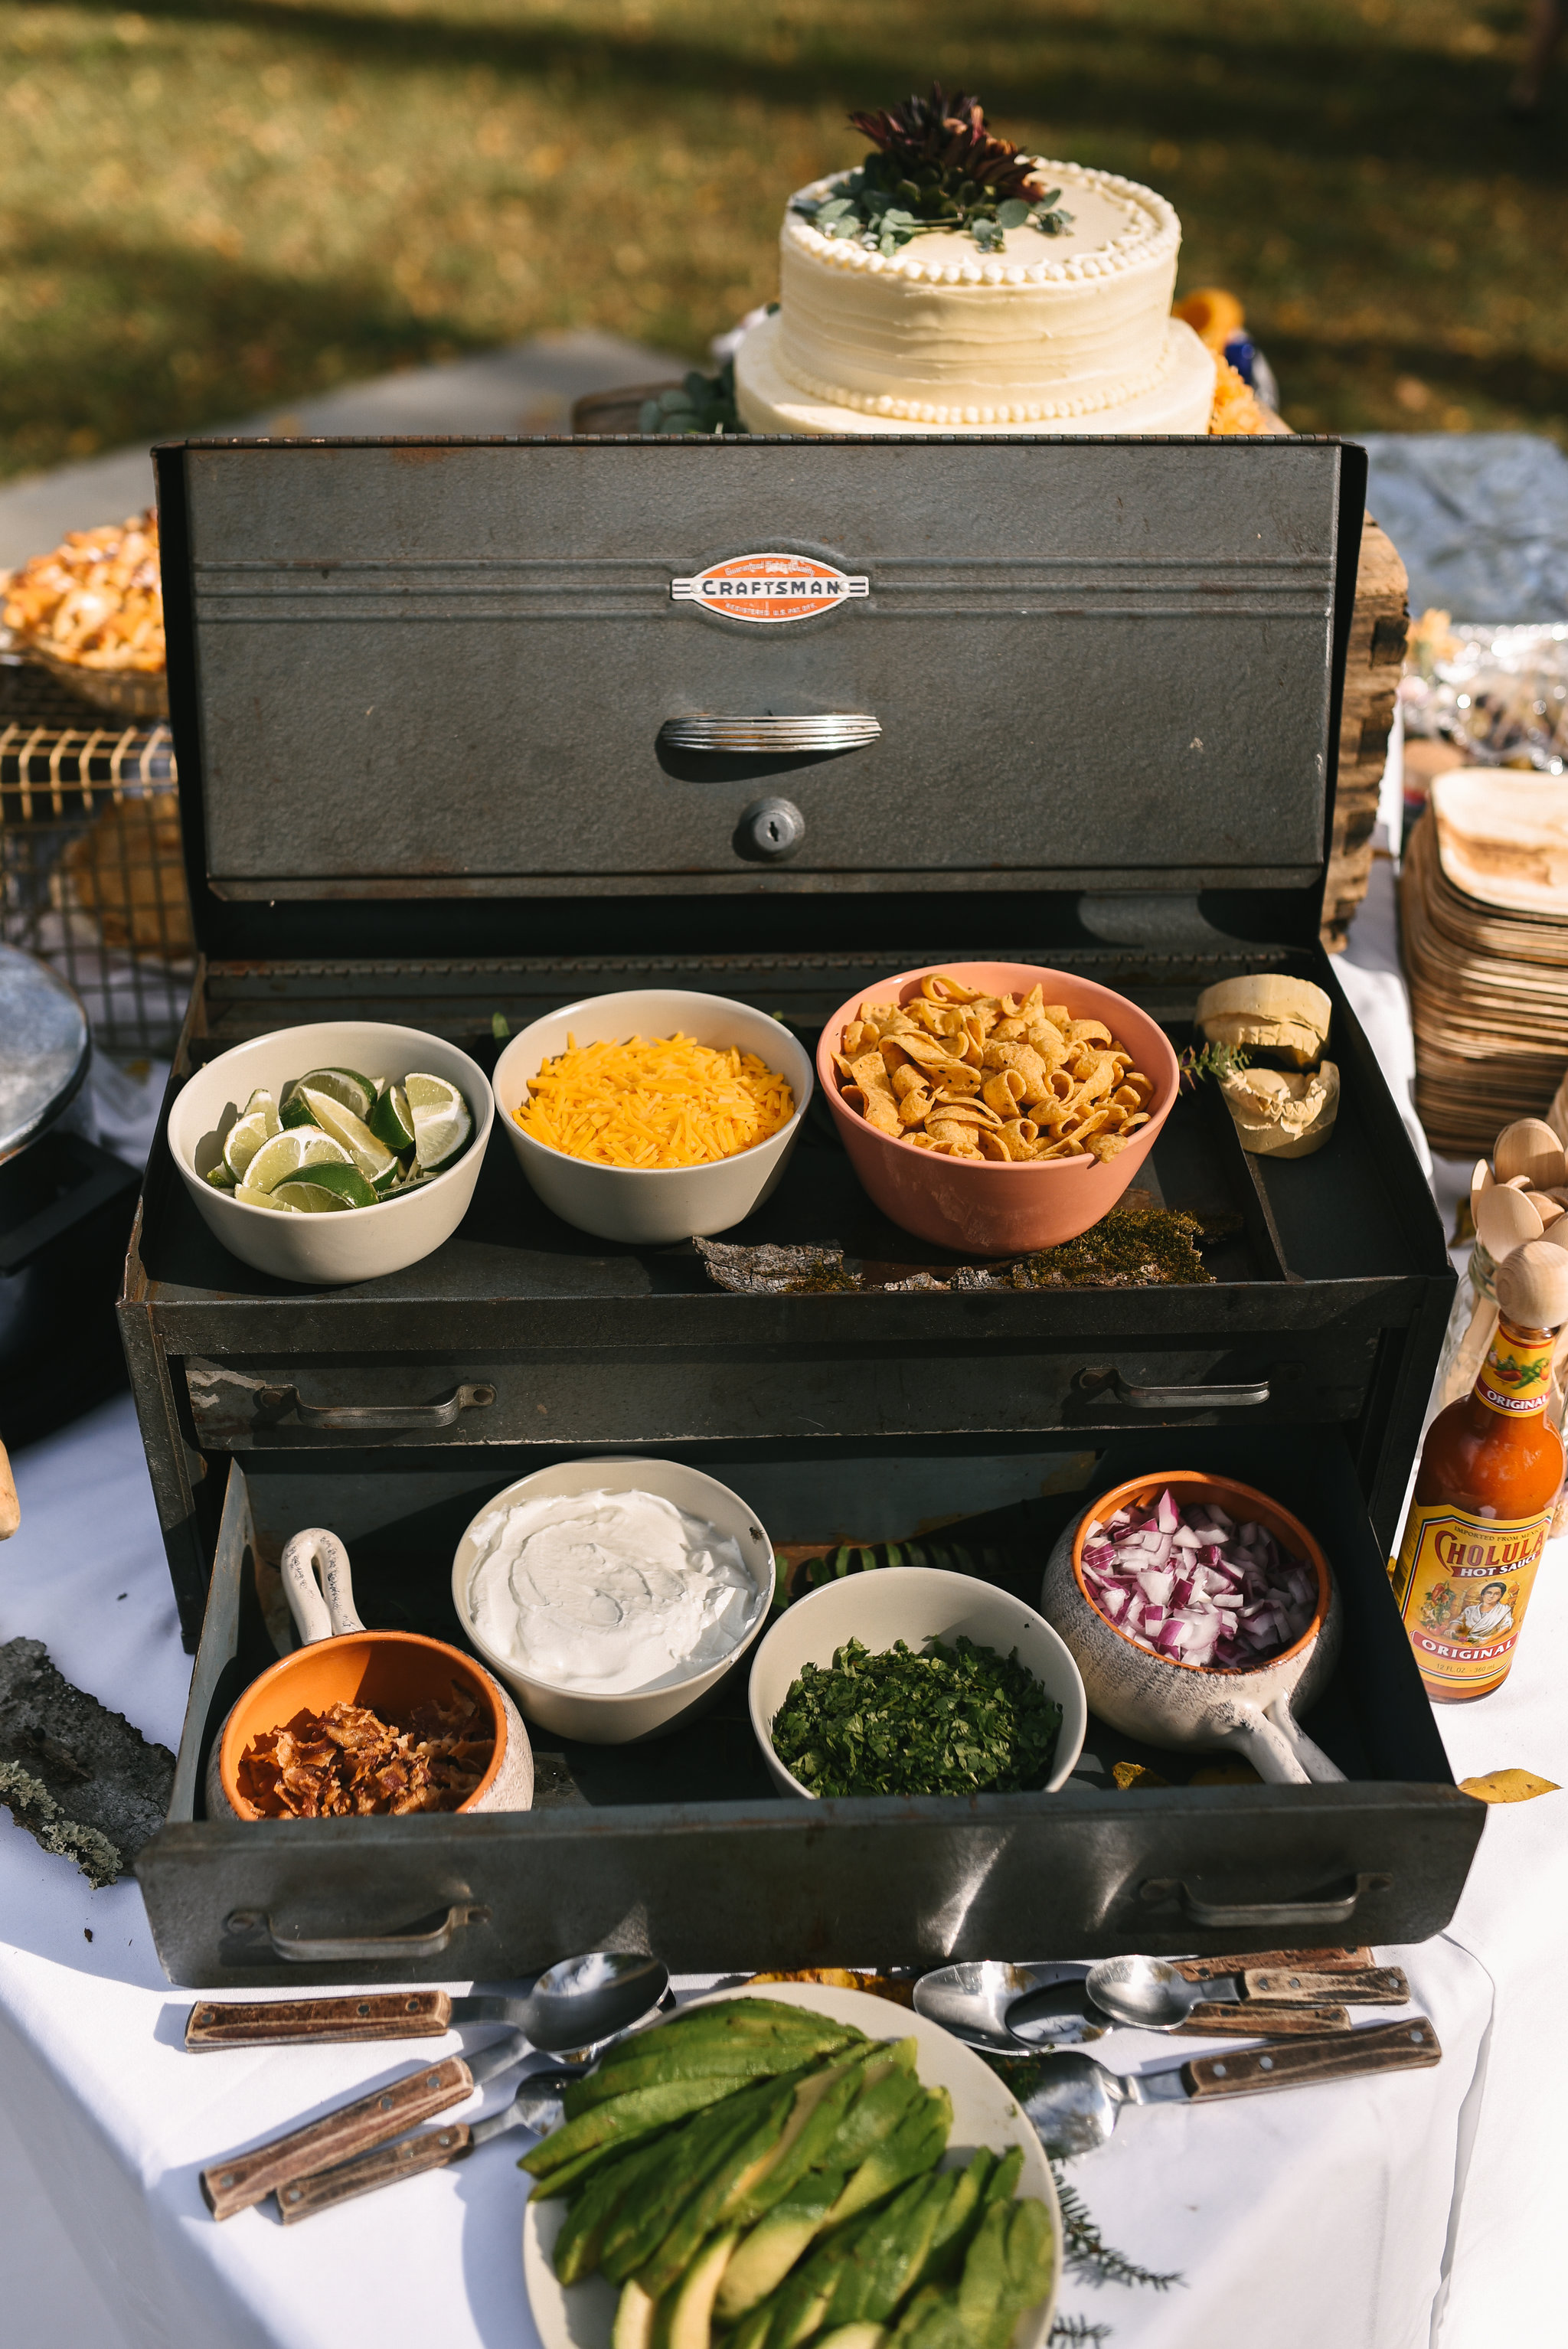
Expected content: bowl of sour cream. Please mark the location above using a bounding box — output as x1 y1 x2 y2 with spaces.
452 1459 776 1743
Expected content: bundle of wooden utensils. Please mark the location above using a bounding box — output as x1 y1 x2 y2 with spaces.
1401 771 1568 1157
1439 1114 1568 1439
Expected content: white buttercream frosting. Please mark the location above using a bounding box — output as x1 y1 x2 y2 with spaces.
770 159 1188 429
465 1486 761 1695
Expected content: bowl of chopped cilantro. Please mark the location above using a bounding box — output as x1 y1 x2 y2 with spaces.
748 1567 1086 1800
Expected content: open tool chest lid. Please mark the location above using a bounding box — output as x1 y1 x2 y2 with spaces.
153 433 1366 959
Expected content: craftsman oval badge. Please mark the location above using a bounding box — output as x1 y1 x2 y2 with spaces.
671 553 870 623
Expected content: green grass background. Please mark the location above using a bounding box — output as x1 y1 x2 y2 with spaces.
0 0 1560 479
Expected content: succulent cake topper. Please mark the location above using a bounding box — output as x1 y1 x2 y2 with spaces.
793 83 1075 257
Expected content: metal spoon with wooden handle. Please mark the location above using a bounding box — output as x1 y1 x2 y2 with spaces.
199 1952 667 2220
276 2067 575 2223
186 1949 668 2053
1083 1952 1409 2032
999 2016 1442 2158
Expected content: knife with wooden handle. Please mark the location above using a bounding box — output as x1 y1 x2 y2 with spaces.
1182 2016 1442 2099
1171 1946 1374 1980
1174 2000 1350 2036
274 2068 576 2223
187 1992 457 2049
201 2054 477 2220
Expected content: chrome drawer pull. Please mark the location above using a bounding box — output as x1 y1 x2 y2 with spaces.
1077 1367 1270 1410
255 1382 495 1430
659 713 880 753
1140 1874 1392 1931
225 1904 490 1962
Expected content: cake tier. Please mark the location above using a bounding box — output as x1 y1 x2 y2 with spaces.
771 160 1187 426
734 312 1217 438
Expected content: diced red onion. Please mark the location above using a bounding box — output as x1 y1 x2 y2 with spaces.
1077 1487 1317 1670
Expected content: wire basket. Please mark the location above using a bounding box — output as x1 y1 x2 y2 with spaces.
0 661 193 1061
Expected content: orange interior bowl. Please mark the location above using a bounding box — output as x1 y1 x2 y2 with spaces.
816 962 1181 1256
218 1631 505 1818
1071 1472 1331 1676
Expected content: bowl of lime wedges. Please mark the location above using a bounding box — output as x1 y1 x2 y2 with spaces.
168 1021 492 1285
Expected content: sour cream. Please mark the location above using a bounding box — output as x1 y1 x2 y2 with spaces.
465 1486 762 1694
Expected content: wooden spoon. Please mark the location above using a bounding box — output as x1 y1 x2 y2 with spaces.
1476 1183 1544 1260
1497 1239 1568 1330
1495 1119 1566 1191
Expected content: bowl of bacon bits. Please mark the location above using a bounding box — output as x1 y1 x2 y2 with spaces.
817 963 1180 1255
493 988 814 1243
207 1528 534 1819
2 511 167 719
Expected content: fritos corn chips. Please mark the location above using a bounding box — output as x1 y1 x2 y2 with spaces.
2 511 164 673
515 1033 795 1168
834 972 1155 1162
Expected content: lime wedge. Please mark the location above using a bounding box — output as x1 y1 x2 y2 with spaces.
244 1129 353 1195
223 1103 276 1182
370 1082 416 1156
204 1163 237 1191
270 1163 378 1213
298 1087 398 1186
234 1181 299 1212
243 1086 281 1134
404 1072 473 1172
280 1067 378 1128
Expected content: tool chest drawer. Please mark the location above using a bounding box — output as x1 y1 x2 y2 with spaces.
137 1423 1481 1988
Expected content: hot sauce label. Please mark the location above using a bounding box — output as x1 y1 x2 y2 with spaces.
1390 1504 1548 1687
1475 1327 1556 1417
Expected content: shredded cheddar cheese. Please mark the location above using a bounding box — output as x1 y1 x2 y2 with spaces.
515 1032 795 1168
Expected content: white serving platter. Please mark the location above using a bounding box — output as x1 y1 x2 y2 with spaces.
523 1980 1061 2349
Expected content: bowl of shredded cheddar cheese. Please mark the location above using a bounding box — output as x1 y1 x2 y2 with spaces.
494 990 814 1243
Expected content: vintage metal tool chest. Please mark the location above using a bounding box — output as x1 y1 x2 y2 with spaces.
123 433 1481 1985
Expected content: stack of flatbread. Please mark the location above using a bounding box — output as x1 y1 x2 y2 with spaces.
1400 769 1568 1156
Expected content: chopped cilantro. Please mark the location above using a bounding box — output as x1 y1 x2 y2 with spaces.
770 1635 1062 1799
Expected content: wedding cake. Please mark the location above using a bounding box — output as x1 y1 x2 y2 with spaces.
733 88 1215 437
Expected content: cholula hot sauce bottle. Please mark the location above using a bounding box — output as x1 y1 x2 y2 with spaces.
1392 1238 1568 1703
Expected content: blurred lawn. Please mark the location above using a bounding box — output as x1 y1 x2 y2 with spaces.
0 0 1562 479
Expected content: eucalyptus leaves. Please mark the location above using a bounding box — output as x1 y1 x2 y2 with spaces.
795 165 1073 260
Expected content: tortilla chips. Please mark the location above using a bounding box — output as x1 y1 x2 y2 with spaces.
2 511 164 674
833 972 1155 1163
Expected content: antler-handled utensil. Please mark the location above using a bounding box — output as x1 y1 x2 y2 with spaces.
199 1952 666 2220
913 1955 1406 2050
275 2069 574 2223
185 1949 668 2053
1003 2017 1442 2158
1083 1953 1407 2031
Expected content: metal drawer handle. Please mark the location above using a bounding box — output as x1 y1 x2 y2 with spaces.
659 714 880 753
1140 1873 1392 1931
1077 1367 1270 1410
256 1382 495 1431
226 1904 490 1962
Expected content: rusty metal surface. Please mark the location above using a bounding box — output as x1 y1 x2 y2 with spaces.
165 436 1346 898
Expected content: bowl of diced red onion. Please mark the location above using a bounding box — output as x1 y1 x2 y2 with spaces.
1039 1473 1344 1784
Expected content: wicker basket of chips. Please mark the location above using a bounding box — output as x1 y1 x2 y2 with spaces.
2 512 168 721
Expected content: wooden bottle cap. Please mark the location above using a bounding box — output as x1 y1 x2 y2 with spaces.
1494 1119 1567 1191
1494 1239 1568 1333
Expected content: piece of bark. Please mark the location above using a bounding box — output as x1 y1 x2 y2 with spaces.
0 1638 175 1887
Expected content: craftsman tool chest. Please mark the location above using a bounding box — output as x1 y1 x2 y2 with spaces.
123 433 1481 1985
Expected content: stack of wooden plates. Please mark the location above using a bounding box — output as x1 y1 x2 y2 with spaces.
1400 769 1568 1155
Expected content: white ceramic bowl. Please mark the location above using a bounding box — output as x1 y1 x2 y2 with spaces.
748 1567 1088 1799
492 988 813 1244
451 1456 776 1744
168 1021 493 1286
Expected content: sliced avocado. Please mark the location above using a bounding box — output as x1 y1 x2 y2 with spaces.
979 2148 1023 2210
827 2094 952 2230
727 2050 876 2230
818 2066 924 2176
955 2204 1015 2349
552 2129 679 2283
636 2082 797 2300
906 2152 994 2293
828 2173 952 2328
523 2076 745 2181
603 2094 768 2285
614 2281 659 2349
715 2169 848 2321
659 2229 740 2349
815 2328 887 2349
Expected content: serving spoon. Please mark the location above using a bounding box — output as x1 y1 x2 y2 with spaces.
1083 1952 1406 2033
999 2017 1442 2158
914 1955 1403 2048
200 1950 668 2220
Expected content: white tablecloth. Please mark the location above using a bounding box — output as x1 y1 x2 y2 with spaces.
0 1388 1556 2349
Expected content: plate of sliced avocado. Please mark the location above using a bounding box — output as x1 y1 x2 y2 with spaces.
521 1982 1060 2349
